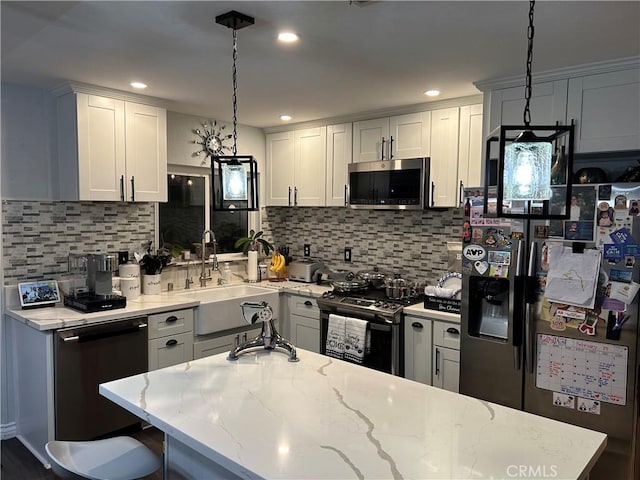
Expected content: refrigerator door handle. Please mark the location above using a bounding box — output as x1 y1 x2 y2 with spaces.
512 239 526 371
525 241 537 374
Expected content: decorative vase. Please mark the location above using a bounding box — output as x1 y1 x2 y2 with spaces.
247 250 259 283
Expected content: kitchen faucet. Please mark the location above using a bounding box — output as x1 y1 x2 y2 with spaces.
200 229 218 287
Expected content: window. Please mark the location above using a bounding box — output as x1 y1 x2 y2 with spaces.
158 172 249 256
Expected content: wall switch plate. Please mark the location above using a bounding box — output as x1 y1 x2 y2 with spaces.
344 247 352 262
303 244 311 257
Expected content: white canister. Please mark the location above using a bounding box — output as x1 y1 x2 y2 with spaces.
120 277 140 300
247 251 259 282
111 276 121 292
142 274 162 295
119 263 140 278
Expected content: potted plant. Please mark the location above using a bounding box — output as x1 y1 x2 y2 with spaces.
234 230 274 256
234 230 274 282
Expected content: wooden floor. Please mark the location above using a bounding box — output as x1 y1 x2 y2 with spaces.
0 426 164 480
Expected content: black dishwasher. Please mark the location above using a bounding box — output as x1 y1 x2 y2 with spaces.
54 317 148 440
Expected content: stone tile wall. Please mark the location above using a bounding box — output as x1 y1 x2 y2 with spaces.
2 201 155 284
261 207 463 284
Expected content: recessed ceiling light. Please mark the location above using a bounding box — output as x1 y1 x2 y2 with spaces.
130 82 147 89
278 32 298 43
280 114 292 121
424 89 440 97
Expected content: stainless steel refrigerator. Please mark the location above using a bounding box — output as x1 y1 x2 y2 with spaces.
460 183 640 480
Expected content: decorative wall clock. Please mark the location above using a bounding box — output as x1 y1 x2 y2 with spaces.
193 120 232 165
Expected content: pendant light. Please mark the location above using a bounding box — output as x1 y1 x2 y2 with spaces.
485 0 574 219
211 10 259 211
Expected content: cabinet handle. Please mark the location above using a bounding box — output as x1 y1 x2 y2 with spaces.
389 136 394 160
294 186 298 206
304 300 313 306
243 332 248 342
288 186 292 206
431 181 436 207
165 339 178 347
235 334 240 347
435 348 441 376
165 316 178 323
130 176 135 202
446 327 460 335
381 137 386 160
344 184 348 206
411 321 423 330
459 180 464 206
119 175 125 202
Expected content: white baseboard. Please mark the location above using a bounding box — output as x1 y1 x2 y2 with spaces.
1 421 17 440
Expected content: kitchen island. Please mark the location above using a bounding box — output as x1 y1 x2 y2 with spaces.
101 349 607 480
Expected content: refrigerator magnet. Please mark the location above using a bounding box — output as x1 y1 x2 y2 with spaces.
550 315 567 331
629 200 639 216
609 227 635 246
614 194 628 209
578 314 598 336
577 398 601 415
609 281 640 304
553 392 575 409
489 264 508 277
603 244 624 263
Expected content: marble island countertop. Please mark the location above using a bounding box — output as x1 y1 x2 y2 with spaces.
4 281 330 331
101 349 606 480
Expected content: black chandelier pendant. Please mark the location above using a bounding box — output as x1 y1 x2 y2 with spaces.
211 10 259 212
485 0 575 220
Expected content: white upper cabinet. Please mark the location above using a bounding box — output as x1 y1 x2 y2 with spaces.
265 131 295 206
265 127 327 206
294 127 327 206
325 123 353 206
389 112 431 159
430 107 461 207
484 60 639 154
458 104 484 190
352 117 390 162
57 92 167 202
567 69 640 152
487 80 569 133
352 112 430 162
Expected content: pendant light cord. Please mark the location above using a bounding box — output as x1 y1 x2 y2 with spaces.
523 0 535 127
231 28 239 156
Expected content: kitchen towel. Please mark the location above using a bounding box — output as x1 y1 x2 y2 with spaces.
344 316 368 364
326 314 346 359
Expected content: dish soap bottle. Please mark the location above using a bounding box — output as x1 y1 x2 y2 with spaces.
221 263 232 284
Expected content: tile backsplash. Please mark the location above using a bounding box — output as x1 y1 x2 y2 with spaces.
2 201 155 284
261 207 463 284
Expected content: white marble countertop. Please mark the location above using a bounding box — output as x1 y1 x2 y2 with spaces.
101 349 606 480
4 281 330 332
5 294 200 331
403 304 461 323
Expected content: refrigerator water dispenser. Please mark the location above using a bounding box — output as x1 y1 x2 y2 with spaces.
468 277 510 340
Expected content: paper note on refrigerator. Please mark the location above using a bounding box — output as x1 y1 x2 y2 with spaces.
545 246 601 309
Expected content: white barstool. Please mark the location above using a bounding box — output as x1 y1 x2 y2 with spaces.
45 436 161 480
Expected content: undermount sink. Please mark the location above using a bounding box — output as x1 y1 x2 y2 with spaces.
176 284 280 335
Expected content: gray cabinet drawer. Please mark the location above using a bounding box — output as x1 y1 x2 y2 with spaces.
148 331 194 371
288 294 319 319
433 321 460 350
148 309 194 340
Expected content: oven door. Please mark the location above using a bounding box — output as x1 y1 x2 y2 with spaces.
319 309 403 376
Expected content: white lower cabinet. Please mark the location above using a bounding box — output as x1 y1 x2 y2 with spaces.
431 320 461 393
404 315 433 385
287 293 320 353
148 309 194 371
193 325 262 360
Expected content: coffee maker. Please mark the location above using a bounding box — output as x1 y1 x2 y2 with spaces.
64 253 127 313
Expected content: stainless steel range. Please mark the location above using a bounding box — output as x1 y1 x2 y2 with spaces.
316 289 422 376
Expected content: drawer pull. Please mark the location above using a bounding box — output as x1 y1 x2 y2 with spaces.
166 339 178 347
304 300 313 306
446 327 460 335
165 316 178 323
411 322 423 330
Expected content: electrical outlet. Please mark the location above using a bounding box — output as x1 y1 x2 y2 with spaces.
344 247 352 262
303 244 311 257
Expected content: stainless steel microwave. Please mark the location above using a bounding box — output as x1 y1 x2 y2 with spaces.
348 158 430 210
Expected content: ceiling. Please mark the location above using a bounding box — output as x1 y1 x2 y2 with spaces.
2 1 639 129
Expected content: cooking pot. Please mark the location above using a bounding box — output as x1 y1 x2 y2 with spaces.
385 273 409 300
330 271 369 293
356 266 390 289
